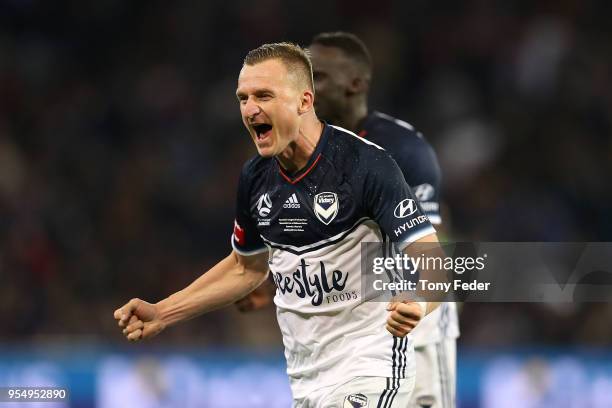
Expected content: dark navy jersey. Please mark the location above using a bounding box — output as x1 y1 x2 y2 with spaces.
231 123 435 256
358 111 442 224
230 123 435 396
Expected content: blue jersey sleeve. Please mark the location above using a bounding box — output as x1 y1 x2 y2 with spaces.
391 133 442 225
363 151 436 250
231 164 267 256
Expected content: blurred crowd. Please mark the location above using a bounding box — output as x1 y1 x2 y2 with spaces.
0 0 610 347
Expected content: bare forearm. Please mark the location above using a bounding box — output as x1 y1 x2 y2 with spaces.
406 233 447 316
156 252 267 327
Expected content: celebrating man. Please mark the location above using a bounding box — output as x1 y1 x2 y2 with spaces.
238 33 460 408
114 42 443 407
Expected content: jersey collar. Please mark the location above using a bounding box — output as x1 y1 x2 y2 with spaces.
276 122 330 185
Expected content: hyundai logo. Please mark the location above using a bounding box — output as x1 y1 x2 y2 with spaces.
393 198 418 218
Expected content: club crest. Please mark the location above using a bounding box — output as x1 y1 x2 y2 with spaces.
344 393 368 408
416 395 436 408
313 192 339 225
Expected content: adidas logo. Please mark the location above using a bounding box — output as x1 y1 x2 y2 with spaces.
283 193 301 209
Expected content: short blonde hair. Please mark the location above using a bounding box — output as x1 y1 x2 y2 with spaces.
244 42 314 91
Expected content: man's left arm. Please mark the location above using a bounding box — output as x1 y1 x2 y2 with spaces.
362 149 446 337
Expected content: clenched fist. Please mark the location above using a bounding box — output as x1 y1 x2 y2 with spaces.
113 298 165 341
385 301 426 338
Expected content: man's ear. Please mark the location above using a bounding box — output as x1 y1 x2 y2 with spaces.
348 76 368 96
298 89 315 115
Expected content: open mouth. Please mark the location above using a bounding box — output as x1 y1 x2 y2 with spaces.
252 123 273 141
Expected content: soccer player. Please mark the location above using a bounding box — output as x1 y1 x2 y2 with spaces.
238 32 460 408
114 42 444 407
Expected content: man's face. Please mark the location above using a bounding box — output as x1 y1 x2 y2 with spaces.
309 44 354 123
236 59 304 158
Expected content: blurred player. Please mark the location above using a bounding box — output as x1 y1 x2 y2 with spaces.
114 42 445 407
237 32 460 408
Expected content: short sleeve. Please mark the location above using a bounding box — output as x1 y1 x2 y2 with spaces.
364 151 436 251
231 166 267 256
391 134 442 225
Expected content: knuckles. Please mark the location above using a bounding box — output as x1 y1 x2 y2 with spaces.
393 304 423 321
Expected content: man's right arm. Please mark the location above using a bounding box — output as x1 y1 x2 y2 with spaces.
235 278 276 312
114 249 268 341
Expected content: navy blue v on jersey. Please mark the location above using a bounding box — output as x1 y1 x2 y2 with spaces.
359 111 442 224
231 123 435 255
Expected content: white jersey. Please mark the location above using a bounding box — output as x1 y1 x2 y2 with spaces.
231 125 435 398
272 221 418 398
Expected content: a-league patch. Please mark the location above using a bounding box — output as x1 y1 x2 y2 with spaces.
343 393 368 408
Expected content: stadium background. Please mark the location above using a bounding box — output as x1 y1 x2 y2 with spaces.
0 0 611 406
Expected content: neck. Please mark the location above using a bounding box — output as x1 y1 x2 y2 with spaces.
338 98 368 132
277 116 324 173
